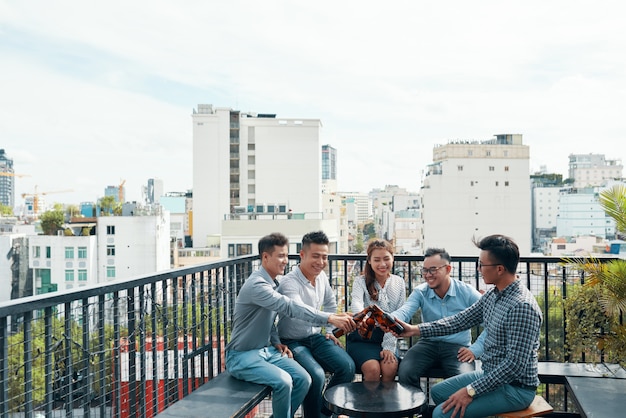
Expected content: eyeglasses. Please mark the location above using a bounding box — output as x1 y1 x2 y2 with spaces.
478 261 502 269
420 265 448 276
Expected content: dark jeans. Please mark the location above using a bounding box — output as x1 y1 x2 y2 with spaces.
398 340 475 390
283 334 356 418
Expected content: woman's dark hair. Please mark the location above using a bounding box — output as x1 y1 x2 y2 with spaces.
363 239 394 301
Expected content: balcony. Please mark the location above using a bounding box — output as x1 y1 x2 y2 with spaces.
0 254 622 417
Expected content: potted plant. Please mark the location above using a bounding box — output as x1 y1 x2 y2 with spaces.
563 184 626 366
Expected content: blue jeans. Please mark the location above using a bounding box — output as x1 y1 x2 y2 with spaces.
431 370 536 418
283 334 356 418
226 346 311 418
398 340 475 390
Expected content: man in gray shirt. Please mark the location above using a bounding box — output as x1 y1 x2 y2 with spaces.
278 231 356 418
225 233 355 418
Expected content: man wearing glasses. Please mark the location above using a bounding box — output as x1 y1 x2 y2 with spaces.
390 248 485 393
390 235 543 418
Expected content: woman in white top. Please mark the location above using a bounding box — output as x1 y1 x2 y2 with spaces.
347 239 407 381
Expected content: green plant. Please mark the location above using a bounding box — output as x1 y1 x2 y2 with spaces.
562 184 626 367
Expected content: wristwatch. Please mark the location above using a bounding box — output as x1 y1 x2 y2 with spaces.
466 384 476 398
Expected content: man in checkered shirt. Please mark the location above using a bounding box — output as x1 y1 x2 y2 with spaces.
390 235 542 418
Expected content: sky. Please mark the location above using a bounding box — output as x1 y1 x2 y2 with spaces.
2 1 626 208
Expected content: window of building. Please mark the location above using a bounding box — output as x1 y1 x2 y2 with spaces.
78 270 88 281
107 245 115 256
78 247 87 259
34 246 40 258
106 267 116 278
457 165 464 171
557 244 566 250
236 244 252 256
504 166 509 171
467 150 473 156
505 181 510 186
65 247 74 259
107 225 115 235
471 181 474 186
486 151 491 156
489 166 495 171
495 181 499 186
46 246 51 258
65 270 75 282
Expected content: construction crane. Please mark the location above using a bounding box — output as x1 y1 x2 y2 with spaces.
118 179 126 203
22 185 74 219
0 172 30 178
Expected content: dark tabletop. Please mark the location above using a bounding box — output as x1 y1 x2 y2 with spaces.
323 381 427 418
565 376 626 418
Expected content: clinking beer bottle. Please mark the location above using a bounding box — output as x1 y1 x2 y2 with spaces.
369 304 405 334
332 306 371 338
359 312 377 339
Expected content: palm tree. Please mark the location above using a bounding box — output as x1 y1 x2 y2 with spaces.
563 184 626 366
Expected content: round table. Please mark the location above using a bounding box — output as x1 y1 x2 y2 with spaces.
323 381 427 418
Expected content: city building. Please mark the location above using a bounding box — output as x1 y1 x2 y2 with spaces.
0 232 29 302
0 149 15 208
192 104 323 248
556 186 616 239
105 181 126 203
421 134 532 255
145 178 164 205
568 153 623 188
28 211 170 295
394 209 422 254
339 191 371 226
322 144 338 194
530 171 564 253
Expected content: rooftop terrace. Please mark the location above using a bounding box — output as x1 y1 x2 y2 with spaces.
1 254 622 417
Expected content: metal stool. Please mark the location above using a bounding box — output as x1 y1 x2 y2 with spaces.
496 395 553 418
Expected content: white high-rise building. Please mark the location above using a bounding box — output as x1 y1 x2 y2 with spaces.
568 154 623 188
192 104 323 248
421 134 532 256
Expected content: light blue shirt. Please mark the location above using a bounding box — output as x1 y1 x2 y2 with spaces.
391 278 484 352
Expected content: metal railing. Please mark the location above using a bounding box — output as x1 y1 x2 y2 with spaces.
0 254 616 417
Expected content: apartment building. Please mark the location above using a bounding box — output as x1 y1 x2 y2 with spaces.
192 105 323 249
28 212 170 295
568 153 623 188
421 134 532 256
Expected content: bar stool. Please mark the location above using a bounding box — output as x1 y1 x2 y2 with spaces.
495 395 553 418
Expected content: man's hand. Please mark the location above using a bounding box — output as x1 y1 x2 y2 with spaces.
381 317 420 338
379 349 397 364
441 386 473 418
329 312 356 334
326 332 344 348
458 347 476 363
274 344 293 358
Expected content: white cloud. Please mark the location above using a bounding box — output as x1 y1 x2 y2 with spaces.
2 0 626 204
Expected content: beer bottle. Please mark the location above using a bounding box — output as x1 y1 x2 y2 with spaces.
332 306 371 338
369 304 405 334
358 312 377 339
